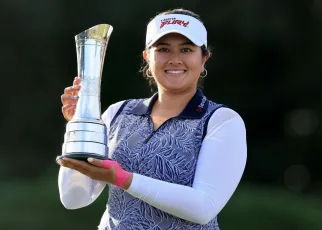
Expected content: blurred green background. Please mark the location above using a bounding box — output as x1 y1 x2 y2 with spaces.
0 0 321 229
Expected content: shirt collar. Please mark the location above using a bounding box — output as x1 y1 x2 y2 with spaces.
130 89 209 119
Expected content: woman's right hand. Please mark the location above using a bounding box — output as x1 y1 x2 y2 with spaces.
61 77 81 121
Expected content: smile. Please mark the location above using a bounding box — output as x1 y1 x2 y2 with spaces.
165 70 186 74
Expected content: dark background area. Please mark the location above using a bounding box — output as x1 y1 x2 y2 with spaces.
0 0 321 229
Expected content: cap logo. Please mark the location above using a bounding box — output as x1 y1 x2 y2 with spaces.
160 18 190 29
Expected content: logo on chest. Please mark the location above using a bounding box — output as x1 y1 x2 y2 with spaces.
196 96 207 112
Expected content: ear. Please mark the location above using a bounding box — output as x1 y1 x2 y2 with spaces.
143 50 149 63
201 52 211 72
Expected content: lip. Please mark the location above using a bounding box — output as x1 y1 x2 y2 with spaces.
164 69 187 73
164 70 186 78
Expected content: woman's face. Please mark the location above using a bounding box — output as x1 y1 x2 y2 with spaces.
143 33 209 93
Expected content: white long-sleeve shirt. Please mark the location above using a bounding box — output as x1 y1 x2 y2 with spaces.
58 100 247 225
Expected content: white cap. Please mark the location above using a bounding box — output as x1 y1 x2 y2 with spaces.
145 14 207 48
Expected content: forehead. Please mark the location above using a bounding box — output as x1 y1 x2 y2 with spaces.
155 33 192 44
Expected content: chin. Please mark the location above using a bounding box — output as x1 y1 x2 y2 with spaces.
160 84 190 93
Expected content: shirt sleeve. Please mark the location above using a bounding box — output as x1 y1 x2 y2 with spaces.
126 107 247 224
58 100 125 209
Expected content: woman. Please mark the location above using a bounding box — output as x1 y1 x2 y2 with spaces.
58 8 247 230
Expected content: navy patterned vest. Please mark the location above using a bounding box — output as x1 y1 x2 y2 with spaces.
105 89 224 230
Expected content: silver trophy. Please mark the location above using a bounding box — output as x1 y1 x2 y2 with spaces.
61 24 113 160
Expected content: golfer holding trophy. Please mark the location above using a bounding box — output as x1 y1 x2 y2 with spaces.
57 9 247 229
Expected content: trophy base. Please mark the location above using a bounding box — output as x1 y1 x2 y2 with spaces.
61 119 109 163
57 153 109 162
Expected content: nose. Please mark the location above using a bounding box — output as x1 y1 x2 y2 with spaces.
168 52 183 65
168 60 182 65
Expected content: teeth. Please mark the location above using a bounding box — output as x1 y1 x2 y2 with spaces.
166 70 184 74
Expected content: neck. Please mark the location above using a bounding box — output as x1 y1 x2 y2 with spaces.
152 88 197 117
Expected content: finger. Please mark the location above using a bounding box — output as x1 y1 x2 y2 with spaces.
61 94 79 105
56 156 65 165
64 158 93 172
64 85 81 96
62 104 76 121
61 161 90 176
72 78 81 96
62 104 76 114
73 77 81 86
87 158 104 168
60 158 91 174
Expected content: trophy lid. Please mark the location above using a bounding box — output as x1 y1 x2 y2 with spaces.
75 24 113 43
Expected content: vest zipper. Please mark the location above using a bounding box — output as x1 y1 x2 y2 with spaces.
143 117 175 144
144 131 155 144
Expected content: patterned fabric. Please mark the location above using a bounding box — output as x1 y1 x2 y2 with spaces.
102 89 223 230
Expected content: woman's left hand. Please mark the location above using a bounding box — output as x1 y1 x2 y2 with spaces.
56 157 133 189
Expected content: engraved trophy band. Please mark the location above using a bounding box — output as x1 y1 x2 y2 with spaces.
61 24 113 160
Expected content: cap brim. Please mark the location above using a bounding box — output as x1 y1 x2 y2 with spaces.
147 30 203 48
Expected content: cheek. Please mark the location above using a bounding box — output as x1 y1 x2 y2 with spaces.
187 58 204 72
151 55 166 71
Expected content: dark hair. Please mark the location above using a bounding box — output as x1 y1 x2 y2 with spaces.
140 8 211 92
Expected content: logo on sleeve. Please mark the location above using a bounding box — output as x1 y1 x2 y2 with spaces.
160 18 190 29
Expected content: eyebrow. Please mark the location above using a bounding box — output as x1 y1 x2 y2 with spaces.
154 41 195 46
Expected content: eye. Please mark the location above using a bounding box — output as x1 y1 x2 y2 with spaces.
157 47 169 52
182 47 192 52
